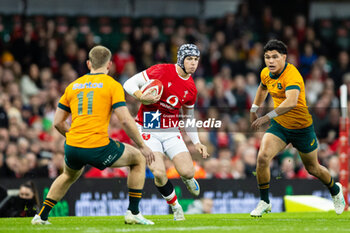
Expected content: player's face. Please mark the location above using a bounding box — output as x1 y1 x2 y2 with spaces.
184 56 199 74
264 50 286 74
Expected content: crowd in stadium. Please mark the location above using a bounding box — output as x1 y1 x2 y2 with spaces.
0 3 347 180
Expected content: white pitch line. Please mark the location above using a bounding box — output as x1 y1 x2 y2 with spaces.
86 226 245 232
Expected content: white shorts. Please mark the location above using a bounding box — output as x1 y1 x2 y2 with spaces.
137 125 189 160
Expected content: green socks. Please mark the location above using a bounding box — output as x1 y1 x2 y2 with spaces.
259 182 270 204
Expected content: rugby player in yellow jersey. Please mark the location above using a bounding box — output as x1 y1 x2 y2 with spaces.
249 40 345 217
31 46 155 225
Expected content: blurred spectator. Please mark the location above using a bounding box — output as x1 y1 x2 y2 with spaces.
215 159 233 179
280 157 296 179
241 146 257 177
112 40 135 75
203 158 219 179
331 51 350 90
25 151 64 178
299 43 318 76
232 158 246 179
327 155 339 179
0 180 39 217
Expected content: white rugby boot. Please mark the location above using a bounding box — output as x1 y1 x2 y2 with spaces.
332 182 346 215
181 177 200 196
171 203 185 221
124 210 155 225
250 200 272 217
31 214 51 225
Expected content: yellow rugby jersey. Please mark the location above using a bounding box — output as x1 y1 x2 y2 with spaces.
58 73 126 148
261 63 313 129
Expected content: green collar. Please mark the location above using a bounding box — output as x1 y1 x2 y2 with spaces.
86 73 104 75
269 62 288 79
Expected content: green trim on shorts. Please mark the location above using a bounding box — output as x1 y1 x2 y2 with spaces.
64 138 125 170
58 103 71 113
266 119 318 153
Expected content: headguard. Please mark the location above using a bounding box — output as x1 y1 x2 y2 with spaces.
177 44 200 73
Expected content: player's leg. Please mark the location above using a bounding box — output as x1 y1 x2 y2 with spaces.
32 164 84 225
172 152 200 196
299 149 345 214
136 128 185 220
291 125 345 215
110 143 154 224
146 151 185 221
163 133 200 197
251 132 287 217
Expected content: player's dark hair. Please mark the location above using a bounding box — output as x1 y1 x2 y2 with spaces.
88 45 112 69
264 40 288 55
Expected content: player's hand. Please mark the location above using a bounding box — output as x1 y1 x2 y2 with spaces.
140 91 161 105
195 143 209 159
250 112 258 124
139 145 155 166
251 115 270 131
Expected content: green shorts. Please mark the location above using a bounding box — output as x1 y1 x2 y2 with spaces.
266 119 318 153
64 139 125 170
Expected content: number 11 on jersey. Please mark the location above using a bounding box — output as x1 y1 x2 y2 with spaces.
77 91 94 115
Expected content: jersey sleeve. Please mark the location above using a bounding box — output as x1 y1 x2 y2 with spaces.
184 88 197 108
260 69 267 88
284 68 302 92
145 64 164 81
112 81 126 109
58 87 71 112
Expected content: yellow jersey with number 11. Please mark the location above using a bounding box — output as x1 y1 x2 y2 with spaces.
58 73 126 148
260 63 313 129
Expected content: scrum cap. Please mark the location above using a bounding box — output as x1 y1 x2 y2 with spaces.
177 44 200 70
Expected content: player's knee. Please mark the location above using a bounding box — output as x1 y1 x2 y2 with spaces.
133 150 146 165
257 152 270 168
151 168 167 179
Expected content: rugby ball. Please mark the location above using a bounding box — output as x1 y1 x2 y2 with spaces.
140 79 163 96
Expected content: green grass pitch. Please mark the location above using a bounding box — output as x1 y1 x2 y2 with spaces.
1 212 350 233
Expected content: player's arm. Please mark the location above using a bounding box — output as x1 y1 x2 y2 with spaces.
53 108 71 137
182 106 209 159
123 71 160 105
272 89 299 116
251 89 299 130
114 106 155 165
250 83 268 123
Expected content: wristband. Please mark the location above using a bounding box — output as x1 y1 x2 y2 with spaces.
250 104 259 113
267 110 278 119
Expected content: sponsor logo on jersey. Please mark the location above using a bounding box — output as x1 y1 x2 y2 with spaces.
168 82 172 87
73 82 103 90
277 83 282 89
166 95 179 107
